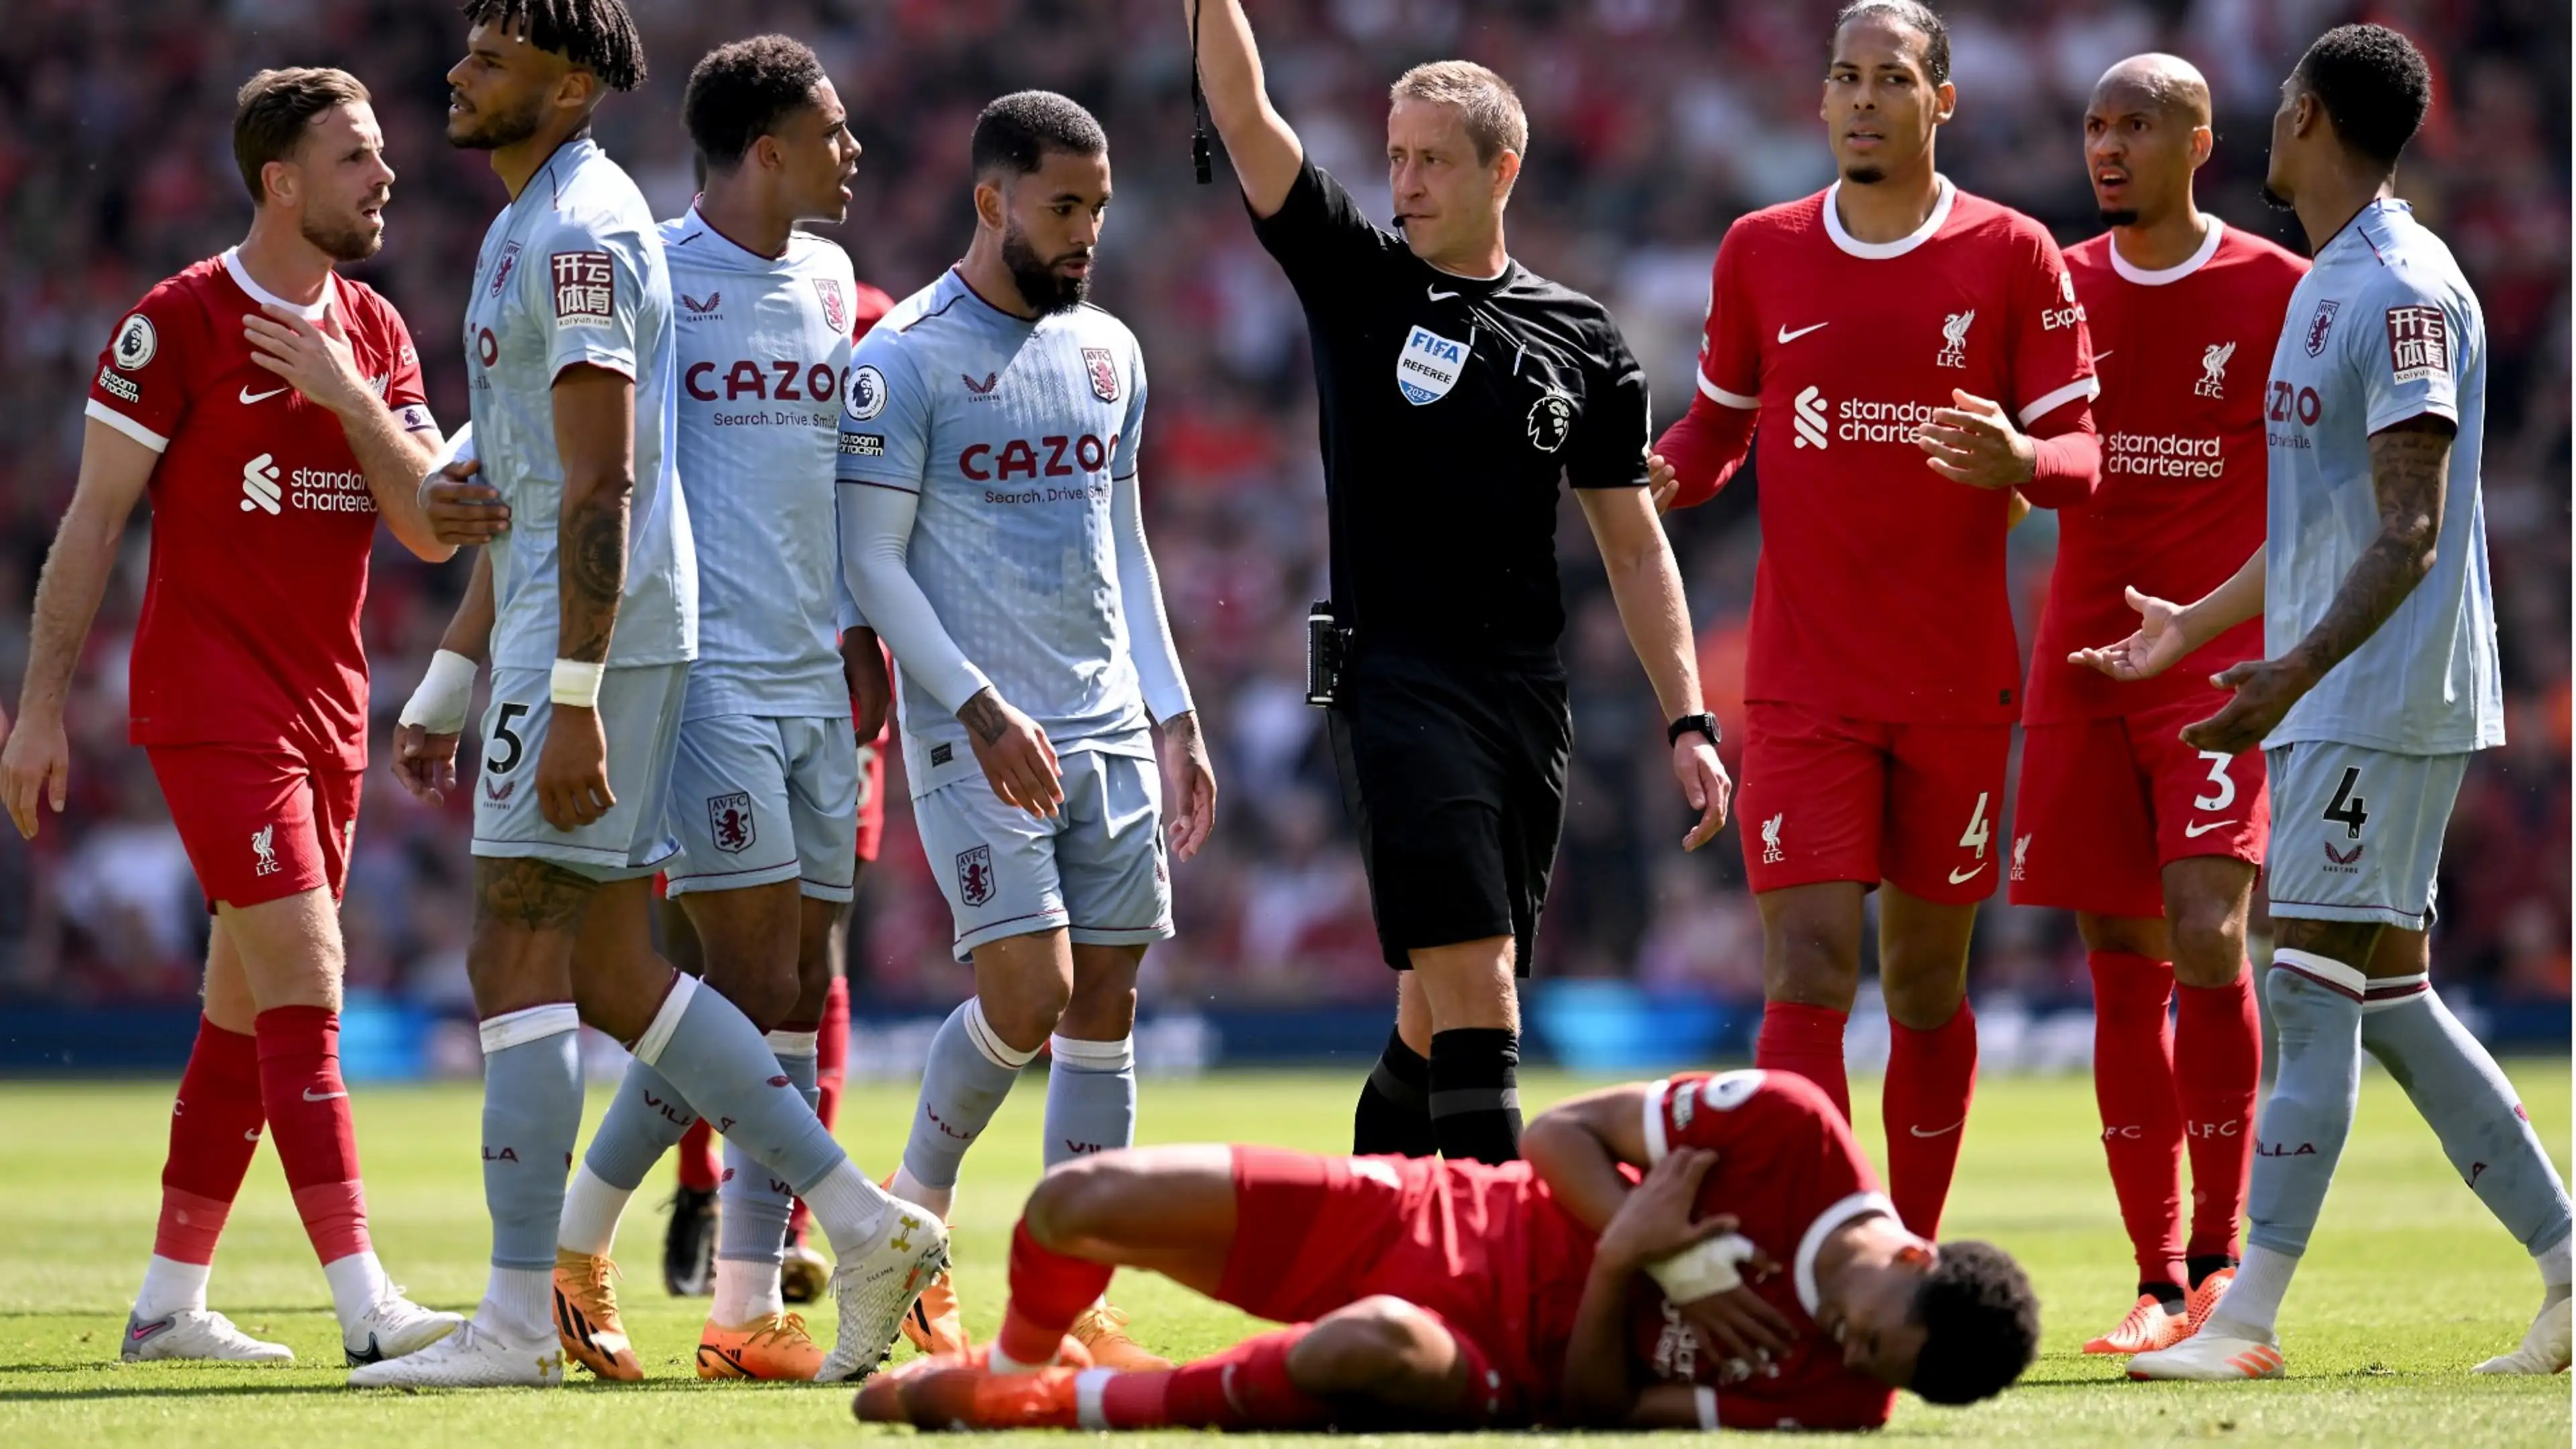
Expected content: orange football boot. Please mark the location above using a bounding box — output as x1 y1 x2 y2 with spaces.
552 1250 643 1381
696 1311 825 1381
2082 1293 2190 1354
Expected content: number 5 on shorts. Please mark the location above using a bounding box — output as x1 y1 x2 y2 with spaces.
486 702 529 775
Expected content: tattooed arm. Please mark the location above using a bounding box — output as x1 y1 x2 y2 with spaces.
529 362 635 830
2180 415 2455 756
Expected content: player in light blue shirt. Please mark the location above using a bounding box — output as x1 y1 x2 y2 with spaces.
2074 25 2569 1383
836 92 1215 1366
364 7 938 1391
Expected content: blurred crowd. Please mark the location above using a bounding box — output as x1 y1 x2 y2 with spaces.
0 0 2565 1017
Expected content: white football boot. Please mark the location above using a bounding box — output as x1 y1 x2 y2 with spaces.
342 1287 466 1366
815 1199 949 1382
2473 1293 2572 1375
2127 1316 2286 1381
121 1307 294 1364
347 1318 564 1388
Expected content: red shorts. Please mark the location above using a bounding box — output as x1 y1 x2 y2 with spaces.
2010 694 2269 918
146 742 361 911
1735 701 2013 904
854 731 887 865
1218 1147 1572 1424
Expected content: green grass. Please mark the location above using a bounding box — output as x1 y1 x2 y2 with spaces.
0 1063 2566 1444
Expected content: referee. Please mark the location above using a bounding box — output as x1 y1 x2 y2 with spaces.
1191 0 1729 1165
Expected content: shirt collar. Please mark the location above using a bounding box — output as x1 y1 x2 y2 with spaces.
1823 175 1955 260
221 248 335 321
2108 214 2226 286
682 204 784 269
1795 1191 1899 1317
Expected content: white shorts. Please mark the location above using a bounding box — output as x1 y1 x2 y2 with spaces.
472 663 688 881
910 747 1172 961
2265 740 2468 931
665 712 858 902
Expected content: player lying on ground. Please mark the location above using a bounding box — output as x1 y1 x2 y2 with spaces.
859 1069 2039 1430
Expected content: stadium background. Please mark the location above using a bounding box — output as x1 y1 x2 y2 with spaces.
0 0 2563 1071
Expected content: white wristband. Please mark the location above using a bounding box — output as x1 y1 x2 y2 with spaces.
1645 1232 1758 1302
398 649 480 733
1694 1385 1719 1430
550 658 606 709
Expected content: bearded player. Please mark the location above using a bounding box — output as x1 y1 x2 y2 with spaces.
1652 0 2099 1238
0 67 480 1367
354 1 941 1387
2009 54 2308 1356
859 1069 2038 1430
2078 25 2570 1380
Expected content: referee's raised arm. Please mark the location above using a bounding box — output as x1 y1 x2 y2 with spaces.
1186 0 1303 215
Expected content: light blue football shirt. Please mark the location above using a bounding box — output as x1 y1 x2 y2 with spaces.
836 269 1152 798
2263 199 2501 755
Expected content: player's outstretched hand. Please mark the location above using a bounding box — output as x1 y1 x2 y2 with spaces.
841 629 892 742
2181 656 2309 758
420 457 510 546
1917 389 2035 490
1161 710 1218 862
2070 586 2192 682
1674 735 1731 851
535 704 614 830
391 723 463 806
243 302 374 421
1646 451 1680 515
0 706 69 841
960 688 1062 819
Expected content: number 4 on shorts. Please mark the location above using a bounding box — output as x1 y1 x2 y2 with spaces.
2322 765 2369 840
1959 791 1992 857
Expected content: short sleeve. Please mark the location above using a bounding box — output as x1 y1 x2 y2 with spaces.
837 326 932 492
1111 344 1147 480
1246 158 1403 315
1696 225 1760 409
2355 270 2463 434
529 218 643 384
85 281 200 453
1566 326 1651 490
2008 225 2098 429
376 301 437 433
1644 1069 1834 1163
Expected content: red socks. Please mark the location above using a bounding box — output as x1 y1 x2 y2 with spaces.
1884 999 1977 1238
2089 951 2185 1289
788 977 851 1242
2174 968 2260 1263
996 1219 1116 1367
1100 1327 1330 1430
254 1005 371 1266
1756 1001 1851 1121
154 1018 265 1266
677 1116 720 1193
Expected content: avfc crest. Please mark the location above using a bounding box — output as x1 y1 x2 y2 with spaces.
2304 299 2341 357
1083 346 1120 402
955 845 996 908
707 792 756 855
488 239 521 298
814 278 848 335
1525 392 1573 453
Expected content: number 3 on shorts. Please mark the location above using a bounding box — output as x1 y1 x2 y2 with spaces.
1959 790 1992 858
2193 751 2237 813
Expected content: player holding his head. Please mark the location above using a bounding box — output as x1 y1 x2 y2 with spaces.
2081 25 2571 1380
356 0 943 1388
2010 54 2308 1355
859 1069 2039 1430
1652 0 2100 1239
838 89 1216 1371
0 65 480 1367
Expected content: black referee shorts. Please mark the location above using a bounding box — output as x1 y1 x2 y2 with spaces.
1328 650 1571 975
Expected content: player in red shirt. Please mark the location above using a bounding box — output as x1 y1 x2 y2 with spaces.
2012 56 2309 1357
1649 0 2100 1238
0 68 499 1365
855 1069 2037 1430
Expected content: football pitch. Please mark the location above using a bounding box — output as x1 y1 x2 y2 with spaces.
0 1064 2566 1446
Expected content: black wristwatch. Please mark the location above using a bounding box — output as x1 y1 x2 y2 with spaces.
1667 712 1721 747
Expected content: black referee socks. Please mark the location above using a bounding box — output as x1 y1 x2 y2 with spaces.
1428 1028 1523 1165
1352 1027 1438 1158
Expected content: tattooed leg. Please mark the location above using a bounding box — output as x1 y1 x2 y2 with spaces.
468 855 595 1018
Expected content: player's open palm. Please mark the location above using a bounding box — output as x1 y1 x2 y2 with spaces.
391 723 463 807
243 301 372 419
0 709 70 841
420 457 511 547
1673 736 1731 850
536 705 614 830
1161 710 1218 862
961 688 1061 818
2071 586 2192 682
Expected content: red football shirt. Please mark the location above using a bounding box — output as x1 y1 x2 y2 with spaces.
85 250 433 767
2025 223 2308 721
1601 1070 1898 1430
1692 180 2098 722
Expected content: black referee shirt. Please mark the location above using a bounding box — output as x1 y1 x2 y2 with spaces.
1251 158 1652 663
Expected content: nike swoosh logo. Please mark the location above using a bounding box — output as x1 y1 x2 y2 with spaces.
1910 1120 1965 1138
1947 863 1988 885
1776 322 1829 343
1427 287 1460 301
2093 350 2114 362
239 385 289 405
2183 818 2239 839
244 1128 261 1142
303 1087 349 1102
